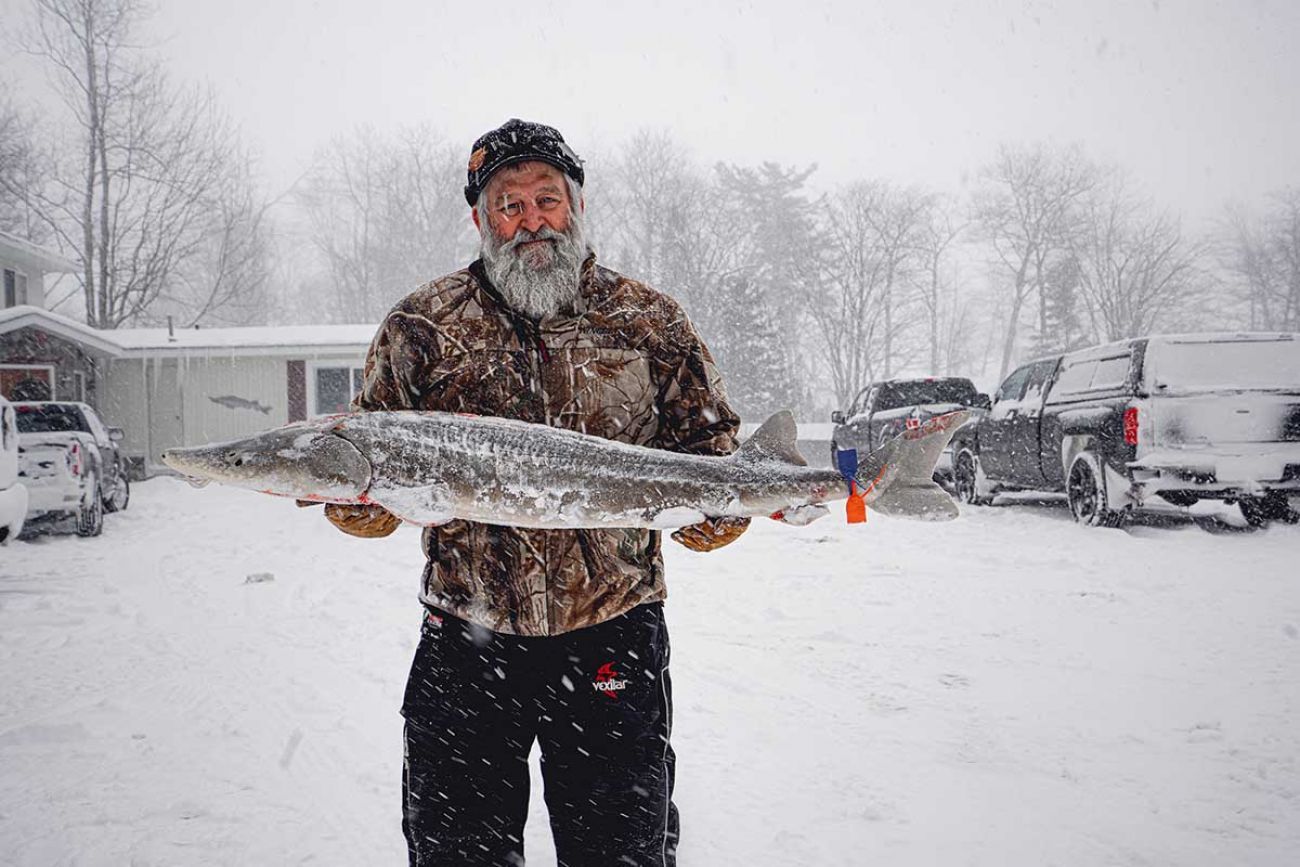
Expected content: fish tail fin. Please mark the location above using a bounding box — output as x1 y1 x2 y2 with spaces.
847 409 972 522
871 477 960 520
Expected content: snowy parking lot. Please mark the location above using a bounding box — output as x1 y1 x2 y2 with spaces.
1 478 1298 866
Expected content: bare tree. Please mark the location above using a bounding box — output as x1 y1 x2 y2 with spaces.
973 143 1098 378
596 133 814 417
913 199 965 373
16 0 267 327
297 125 471 322
1072 175 1203 341
1222 188 1300 332
0 97 50 242
160 153 274 326
599 130 702 291
810 180 929 408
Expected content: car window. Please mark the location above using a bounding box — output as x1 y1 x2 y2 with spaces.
15 404 82 433
81 407 111 445
1022 360 1058 406
1091 355 1132 388
1052 359 1097 396
849 385 872 416
994 366 1033 403
876 379 978 411
1051 352 1133 398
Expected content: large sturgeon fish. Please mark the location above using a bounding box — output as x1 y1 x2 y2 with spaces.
160 409 970 527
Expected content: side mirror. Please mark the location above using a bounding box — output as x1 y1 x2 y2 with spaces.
108 427 125 443
831 410 845 425
973 394 992 410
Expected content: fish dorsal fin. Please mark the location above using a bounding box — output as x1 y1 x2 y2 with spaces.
734 410 807 466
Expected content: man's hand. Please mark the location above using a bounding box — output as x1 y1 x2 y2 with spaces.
670 515 750 552
321 502 402 538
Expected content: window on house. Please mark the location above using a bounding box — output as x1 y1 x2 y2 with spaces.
311 365 365 416
3 269 14 308
16 272 27 305
1 365 55 401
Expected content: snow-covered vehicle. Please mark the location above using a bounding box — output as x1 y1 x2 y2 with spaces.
951 333 1300 527
0 396 28 544
831 377 990 488
15 402 131 537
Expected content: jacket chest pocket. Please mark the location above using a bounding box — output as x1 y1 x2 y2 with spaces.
544 347 656 443
421 349 539 418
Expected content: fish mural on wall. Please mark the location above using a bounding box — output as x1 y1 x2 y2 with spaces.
208 395 273 415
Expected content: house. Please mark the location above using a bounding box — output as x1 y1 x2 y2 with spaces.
1 232 80 400
0 304 375 477
1 230 77 312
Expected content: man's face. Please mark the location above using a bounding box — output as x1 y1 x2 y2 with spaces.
475 160 588 318
475 161 574 269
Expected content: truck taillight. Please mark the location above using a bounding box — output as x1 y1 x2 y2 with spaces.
1123 407 1139 446
66 442 82 477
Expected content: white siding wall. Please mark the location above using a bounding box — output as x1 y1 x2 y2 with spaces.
100 360 148 460
105 352 365 469
179 355 289 448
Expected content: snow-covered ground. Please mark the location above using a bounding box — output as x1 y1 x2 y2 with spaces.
2 479 1298 866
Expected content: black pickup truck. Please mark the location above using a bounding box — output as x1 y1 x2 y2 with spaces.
831 377 990 487
950 333 1300 526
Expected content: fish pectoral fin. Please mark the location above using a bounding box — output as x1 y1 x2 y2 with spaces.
365 482 455 528
772 503 829 526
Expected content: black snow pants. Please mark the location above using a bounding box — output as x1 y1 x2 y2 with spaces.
400 602 678 867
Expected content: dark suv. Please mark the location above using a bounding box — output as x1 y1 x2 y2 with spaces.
950 333 1300 526
831 377 990 487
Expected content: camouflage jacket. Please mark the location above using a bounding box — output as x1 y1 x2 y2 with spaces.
356 253 740 636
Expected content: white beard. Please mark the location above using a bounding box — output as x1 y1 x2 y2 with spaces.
480 210 588 319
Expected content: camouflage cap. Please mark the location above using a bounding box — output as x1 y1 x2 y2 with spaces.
464 118 585 206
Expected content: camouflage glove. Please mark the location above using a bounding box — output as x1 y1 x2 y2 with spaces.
670 515 750 552
321 502 402 538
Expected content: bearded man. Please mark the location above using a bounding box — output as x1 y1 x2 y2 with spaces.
324 119 749 867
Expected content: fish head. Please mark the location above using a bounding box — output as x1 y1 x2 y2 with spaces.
161 425 371 501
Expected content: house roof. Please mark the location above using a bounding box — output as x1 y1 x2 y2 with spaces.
0 305 123 355
0 305 375 359
0 232 78 273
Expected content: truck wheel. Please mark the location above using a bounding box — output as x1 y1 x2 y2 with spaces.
103 470 131 513
1067 453 1122 528
76 475 104 537
1239 492 1297 527
954 449 992 506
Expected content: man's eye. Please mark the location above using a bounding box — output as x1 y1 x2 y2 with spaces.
498 202 522 217
537 196 561 210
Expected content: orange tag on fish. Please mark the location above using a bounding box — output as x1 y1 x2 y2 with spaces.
846 481 867 524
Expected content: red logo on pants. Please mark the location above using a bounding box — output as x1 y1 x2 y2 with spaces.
592 662 629 700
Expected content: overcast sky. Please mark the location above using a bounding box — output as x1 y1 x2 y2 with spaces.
5 0 1299 226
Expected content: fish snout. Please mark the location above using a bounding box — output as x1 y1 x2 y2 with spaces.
161 447 215 487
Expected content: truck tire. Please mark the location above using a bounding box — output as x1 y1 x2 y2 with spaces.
1239 492 1298 527
954 449 993 506
103 468 130 513
1067 453 1122 528
76 474 104 537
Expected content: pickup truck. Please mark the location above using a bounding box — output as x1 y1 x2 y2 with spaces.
950 332 1300 527
0 396 27 543
15 401 132 537
831 377 990 487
